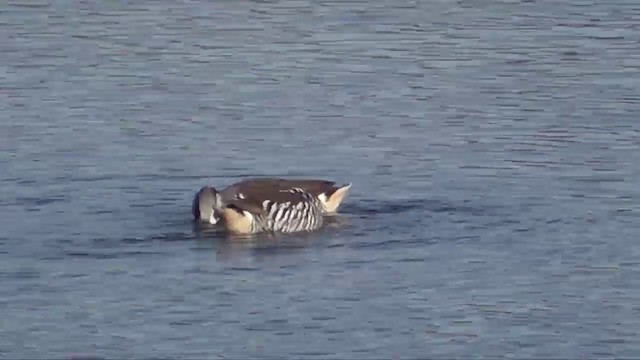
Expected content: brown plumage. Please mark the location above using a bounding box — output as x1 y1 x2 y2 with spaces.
221 178 350 212
192 178 352 232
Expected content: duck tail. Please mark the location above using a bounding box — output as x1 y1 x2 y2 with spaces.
323 183 352 213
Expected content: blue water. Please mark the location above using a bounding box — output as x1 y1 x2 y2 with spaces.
1 0 639 358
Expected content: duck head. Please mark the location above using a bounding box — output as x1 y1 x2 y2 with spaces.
192 186 224 224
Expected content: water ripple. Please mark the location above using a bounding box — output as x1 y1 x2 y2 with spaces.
1 0 640 358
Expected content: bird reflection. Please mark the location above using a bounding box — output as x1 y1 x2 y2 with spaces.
191 214 351 262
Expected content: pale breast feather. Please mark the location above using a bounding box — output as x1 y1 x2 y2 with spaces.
282 207 297 231
282 205 295 223
274 203 287 225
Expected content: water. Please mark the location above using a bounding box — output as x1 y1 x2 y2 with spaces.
1 0 639 358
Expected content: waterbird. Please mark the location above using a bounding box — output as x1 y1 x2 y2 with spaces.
192 178 352 234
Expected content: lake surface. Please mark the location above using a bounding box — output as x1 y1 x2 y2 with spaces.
1 0 639 358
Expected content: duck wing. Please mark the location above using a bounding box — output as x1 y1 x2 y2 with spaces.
224 187 315 215
222 178 341 200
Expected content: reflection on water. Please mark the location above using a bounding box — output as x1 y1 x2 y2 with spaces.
192 213 352 261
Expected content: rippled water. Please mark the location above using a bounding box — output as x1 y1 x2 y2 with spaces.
1 0 640 358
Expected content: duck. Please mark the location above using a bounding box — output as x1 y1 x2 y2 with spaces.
192 178 352 234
